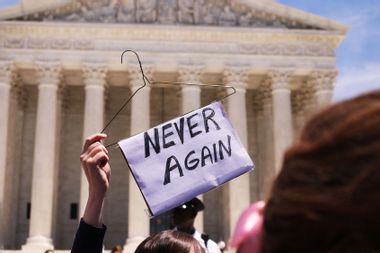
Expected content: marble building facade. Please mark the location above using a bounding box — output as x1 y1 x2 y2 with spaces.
0 0 346 252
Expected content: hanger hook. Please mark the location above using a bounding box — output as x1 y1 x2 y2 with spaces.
101 50 149 136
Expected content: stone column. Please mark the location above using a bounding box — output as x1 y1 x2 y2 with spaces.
312 70 337 109
178 65 204 231
270 70 293 172
223 67 250 236
255 81 274 199
79 64 107 217
23 62 62 250
124 65 153 253
0 61 14 249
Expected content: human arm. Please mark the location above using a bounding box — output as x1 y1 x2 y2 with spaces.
71 133 111 253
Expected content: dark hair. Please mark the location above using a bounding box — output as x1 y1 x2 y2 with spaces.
263 90 380 252
135 230 202 253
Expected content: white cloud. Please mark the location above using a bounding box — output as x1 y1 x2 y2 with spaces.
333 63 380 101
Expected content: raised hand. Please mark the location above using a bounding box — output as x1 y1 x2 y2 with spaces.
80 133 111 227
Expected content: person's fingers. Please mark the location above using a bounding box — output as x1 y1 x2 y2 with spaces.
80 142 109 182
102 164 111 182
80 142 101 163
91 151 109 168
86 142 109 158
106 168 111 182
81 133 107 154
81 143 106 166
86 145 108 163
84 141 105 156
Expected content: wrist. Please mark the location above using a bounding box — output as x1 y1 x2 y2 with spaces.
83 194 105 228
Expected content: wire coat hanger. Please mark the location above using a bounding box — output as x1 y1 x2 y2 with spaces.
102 50 237 148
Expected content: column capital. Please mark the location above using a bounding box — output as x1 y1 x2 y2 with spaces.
178 65 204 83
269 69 292 91
83 63 107 87
223 67 249 90
310 69 338 91
0 61 15 85
128 64 154 90
35 61 62 85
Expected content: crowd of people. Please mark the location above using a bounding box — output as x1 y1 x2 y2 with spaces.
68 89 380 252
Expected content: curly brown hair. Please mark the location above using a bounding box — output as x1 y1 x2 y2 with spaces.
262 90 380 252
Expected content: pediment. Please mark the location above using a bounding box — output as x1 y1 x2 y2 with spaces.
1 0 347 32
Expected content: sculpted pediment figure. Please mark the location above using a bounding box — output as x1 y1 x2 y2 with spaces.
2 0 347 32
116 1 135 23
219 6 237 26
136 0 157 23
158 0 176 24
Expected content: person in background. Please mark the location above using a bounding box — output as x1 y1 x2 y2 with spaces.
111 245 123 253
135 230 203 253
71 134 205 253
217 241 226 253
232 90 380 252
171 198 221 253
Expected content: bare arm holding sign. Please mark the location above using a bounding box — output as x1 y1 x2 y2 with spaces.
71 133 110 253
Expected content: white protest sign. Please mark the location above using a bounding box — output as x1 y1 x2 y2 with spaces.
118 101 254 216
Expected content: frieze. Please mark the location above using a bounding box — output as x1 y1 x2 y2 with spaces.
11 0 323 30
4 36 25 49
282 44 303 56
2 36 95 51
258 44 282 55
73 39 94 50
50 39 72 50
0 23 343 48
0 35 335 57
27 37 50 49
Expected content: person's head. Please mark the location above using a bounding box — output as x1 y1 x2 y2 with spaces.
44 250 54 253
135 230 202 253
172 198 204 232
111 245 123 253
263 90 380 252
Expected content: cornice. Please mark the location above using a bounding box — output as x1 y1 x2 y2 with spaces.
0 21 344 48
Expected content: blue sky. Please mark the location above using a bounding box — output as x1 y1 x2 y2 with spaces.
278 0 380 101
1 0 379 100
0 0 18 7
